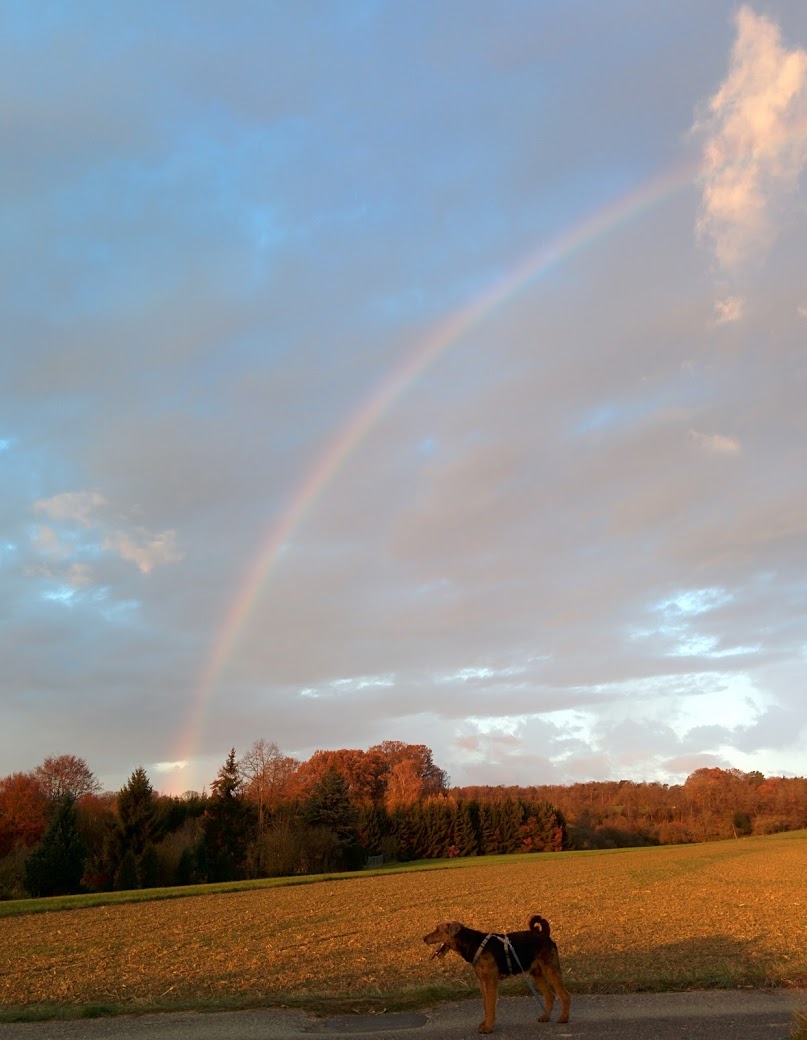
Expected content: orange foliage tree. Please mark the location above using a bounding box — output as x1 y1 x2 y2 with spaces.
0 772 48 856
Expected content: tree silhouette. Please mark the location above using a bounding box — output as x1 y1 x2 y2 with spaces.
203 749 250 881
305 767 360 870
118 767 156 858
24 796 86 896
34 755 100 803
114 848 139 891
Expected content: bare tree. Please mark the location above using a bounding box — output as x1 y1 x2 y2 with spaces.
34 755 101 803
240 740 299 830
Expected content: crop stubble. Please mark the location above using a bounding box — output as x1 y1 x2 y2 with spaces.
1 833 805 1013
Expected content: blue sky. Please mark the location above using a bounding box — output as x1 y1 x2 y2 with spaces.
2 1 806 794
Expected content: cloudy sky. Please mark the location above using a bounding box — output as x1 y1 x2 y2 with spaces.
2 2 806 796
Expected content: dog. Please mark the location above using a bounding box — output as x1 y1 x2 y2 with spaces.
423 914 570 1033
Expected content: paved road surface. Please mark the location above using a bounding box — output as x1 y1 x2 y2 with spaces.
0 991 804 1040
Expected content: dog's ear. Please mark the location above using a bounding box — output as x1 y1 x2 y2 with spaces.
444 921 462 936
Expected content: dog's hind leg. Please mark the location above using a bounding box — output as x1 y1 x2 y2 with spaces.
543 966 571 1023
528 969 554 1022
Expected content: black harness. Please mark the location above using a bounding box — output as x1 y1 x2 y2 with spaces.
471 932 546 1013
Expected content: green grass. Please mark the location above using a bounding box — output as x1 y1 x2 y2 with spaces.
0 851 559 918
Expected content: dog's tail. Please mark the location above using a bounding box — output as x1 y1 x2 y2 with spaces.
528 914 551 937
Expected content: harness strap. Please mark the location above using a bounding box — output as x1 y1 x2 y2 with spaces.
472 933 546 1016
501 937 546 1015
471 933 514 974
472 933 493 964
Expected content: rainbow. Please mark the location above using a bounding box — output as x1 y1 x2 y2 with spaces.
174 159 696 772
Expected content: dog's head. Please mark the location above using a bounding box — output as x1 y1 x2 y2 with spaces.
423 920 463 959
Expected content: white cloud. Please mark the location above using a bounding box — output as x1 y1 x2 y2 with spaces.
34 491 108 526
689 429 741 455
657 587 733 616
32 524 71 559
694 6 807 272
32 491 184 576
103 528 184 575
66 563 94 588
713 294 745 324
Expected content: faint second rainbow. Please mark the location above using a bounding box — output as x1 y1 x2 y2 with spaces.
175 159 696 772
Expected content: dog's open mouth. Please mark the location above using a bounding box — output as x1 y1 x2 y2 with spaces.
430 943 449 960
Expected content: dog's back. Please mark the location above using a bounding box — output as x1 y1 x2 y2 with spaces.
489 915 558 978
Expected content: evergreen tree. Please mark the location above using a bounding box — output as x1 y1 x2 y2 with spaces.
357 803 385 855
175 846 195 886
118 767 156 857
478 802 499 854
518 801 567 851
452 801 479 857
423 802 450 858
305 766 360 870
500 800 523 853
114 848 139 891
203 749 250 881
384 806 411 861
24 796 87 896
138 842 160 888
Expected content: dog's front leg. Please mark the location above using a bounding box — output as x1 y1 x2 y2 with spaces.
475 963 498 1034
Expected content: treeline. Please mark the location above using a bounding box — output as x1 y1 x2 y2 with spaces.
2 744 806 901
0 742 564 899
456 768 807 848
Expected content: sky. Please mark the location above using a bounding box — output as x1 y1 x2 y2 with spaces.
2 2 806 796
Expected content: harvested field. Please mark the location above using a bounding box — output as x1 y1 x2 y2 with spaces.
1 831 806 1018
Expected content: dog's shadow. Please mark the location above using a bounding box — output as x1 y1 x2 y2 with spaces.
561 933 792 991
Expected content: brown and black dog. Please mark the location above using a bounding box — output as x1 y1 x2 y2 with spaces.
423 914 570 1033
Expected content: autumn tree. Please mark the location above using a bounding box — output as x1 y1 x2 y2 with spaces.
240 739 293 876
385 758 424 811
240 739 299 830
0 772 48 856
371 741 449 798
34 755 100 803
295 749 384 804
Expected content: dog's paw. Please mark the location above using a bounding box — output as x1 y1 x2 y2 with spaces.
478 1022 494 1034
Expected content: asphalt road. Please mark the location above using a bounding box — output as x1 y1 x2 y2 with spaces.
0 991 804 1040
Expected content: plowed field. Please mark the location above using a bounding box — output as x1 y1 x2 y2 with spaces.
2 832 805 1016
